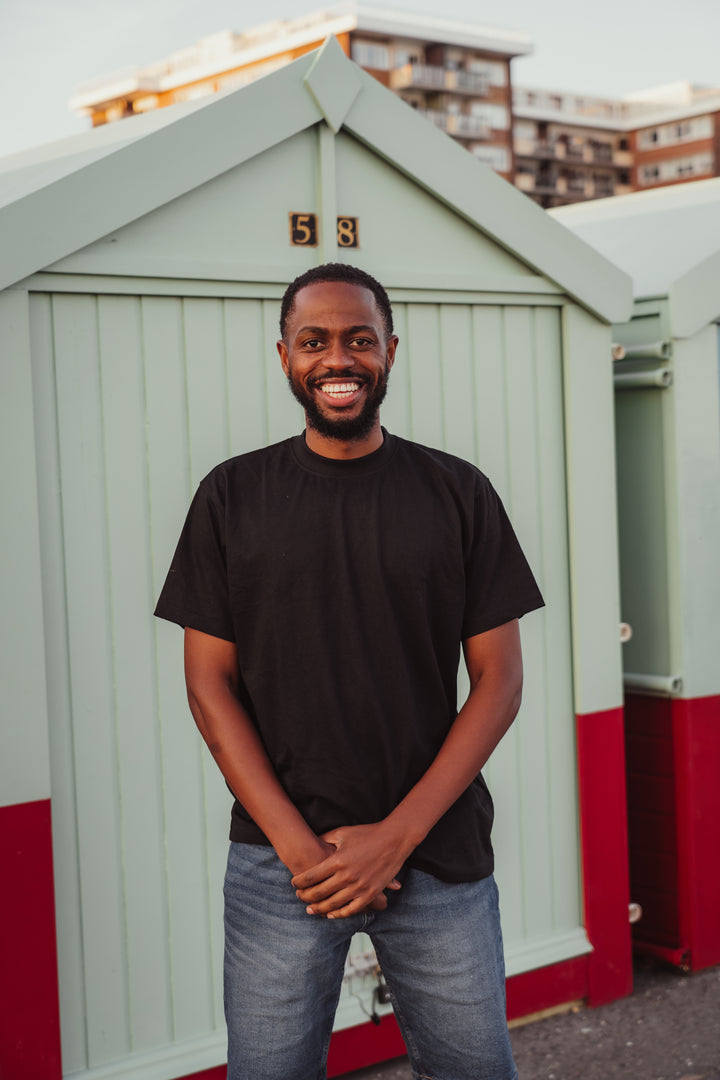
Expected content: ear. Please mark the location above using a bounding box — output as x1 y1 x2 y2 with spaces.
277 339 290 376
385 335 399 372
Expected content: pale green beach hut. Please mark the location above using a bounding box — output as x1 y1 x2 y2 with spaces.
554 180 720 975
1 38 632 1080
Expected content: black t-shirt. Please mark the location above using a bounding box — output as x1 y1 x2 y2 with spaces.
154 431 544 882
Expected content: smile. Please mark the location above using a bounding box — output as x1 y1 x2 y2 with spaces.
317 381 363 401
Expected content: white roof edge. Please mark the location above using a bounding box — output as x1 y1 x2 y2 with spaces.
551 176 720 224
513 91 720 132
71 6 530 111
351 4 532 53
70 15 358 108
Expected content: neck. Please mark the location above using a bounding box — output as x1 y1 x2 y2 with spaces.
304 418 384 459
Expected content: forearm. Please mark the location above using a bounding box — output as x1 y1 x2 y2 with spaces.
382 665 522 852
291 680 518 917
293 621 524 917
186 673 329 874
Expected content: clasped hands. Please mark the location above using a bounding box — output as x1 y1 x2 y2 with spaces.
291 822 408 920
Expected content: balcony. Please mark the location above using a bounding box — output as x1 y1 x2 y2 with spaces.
515 139 625 170
453 70 491 94
417 109 491 139
515 171 612 201
591 144 613 163
391 63 490 96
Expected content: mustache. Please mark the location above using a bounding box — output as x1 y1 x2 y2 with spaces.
306 371 372 388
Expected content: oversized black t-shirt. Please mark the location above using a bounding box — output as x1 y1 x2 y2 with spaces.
155 431 544 882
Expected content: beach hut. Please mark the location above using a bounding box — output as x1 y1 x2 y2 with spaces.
0 38 633 1080
554 180 720 974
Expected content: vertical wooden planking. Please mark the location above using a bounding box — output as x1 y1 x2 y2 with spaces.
0 290 51 807
470 304 519 939
470 306 510 495
264 297 303 443
562 304 623 715
143 295 215 1040
29 294 87 1075
183 297 239 1029
380 300 411 438
97 295 173 1051
184 298 231 484
502 305 553 940
404 304 443 446
52 293 130 1067
439 305 477 464
225 299 269 455
533 305 580 933
672 327 720 697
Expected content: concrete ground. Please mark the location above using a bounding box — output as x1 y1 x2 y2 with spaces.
343 958 720 1080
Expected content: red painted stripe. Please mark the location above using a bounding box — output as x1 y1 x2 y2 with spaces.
182 1068 227 1080
575 708 633 1006
325 956 591 1075
327 1014 406 1077
624 692 720 971
0 800 62 1080
673 694 720 971
506 955 588 1020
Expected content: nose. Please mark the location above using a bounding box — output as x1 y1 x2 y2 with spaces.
322 341 355 371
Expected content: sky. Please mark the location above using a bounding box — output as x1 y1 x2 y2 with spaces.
2 0 720 158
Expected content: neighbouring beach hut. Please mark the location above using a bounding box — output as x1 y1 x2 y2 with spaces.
554 180 720 974
1 38 633 1080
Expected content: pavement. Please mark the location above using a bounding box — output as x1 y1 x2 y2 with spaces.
343 957 720 1080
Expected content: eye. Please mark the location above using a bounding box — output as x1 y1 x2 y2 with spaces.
350 336 374 347
301 337 324 349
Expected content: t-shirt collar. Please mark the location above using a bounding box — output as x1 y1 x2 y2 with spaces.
289 427 396 477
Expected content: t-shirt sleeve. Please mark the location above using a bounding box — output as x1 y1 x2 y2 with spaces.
462 477 545 640
153 471 236 643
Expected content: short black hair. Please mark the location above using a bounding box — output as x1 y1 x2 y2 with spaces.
279 263 394 341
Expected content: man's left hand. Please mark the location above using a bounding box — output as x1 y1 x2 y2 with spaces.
291 822 408 919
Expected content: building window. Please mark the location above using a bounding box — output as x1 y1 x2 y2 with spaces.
639 152 714 185
638 116 713 150
351 41 390 69
472 144 510 171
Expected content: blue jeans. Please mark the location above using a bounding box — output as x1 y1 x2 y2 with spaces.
224 843 518 1080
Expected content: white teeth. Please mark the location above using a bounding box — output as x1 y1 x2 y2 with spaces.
320 382 360 396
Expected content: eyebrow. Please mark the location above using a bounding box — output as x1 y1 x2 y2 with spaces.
296 324 378 335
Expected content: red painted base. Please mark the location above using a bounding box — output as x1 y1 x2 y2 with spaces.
575 708 633 1005
0 800 62 1080
625 692 720 971
325 955 591 1076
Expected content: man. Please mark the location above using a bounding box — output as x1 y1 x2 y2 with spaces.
155 263 544 1080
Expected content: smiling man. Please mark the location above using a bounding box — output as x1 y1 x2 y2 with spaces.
155 263 544 1080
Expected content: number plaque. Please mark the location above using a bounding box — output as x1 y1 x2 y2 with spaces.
288 214 360 248
336 217 359 248
289 213 318 246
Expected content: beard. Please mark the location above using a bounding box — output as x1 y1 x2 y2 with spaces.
286 364 390 441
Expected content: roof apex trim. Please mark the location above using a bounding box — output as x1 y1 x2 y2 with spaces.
303 35 361 133
669 249 720 337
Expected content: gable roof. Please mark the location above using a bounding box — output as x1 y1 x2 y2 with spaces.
1 37 631 322
551 178 720 336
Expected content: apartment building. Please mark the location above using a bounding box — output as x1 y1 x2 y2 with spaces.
513 82 720 207
69 3 531 181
